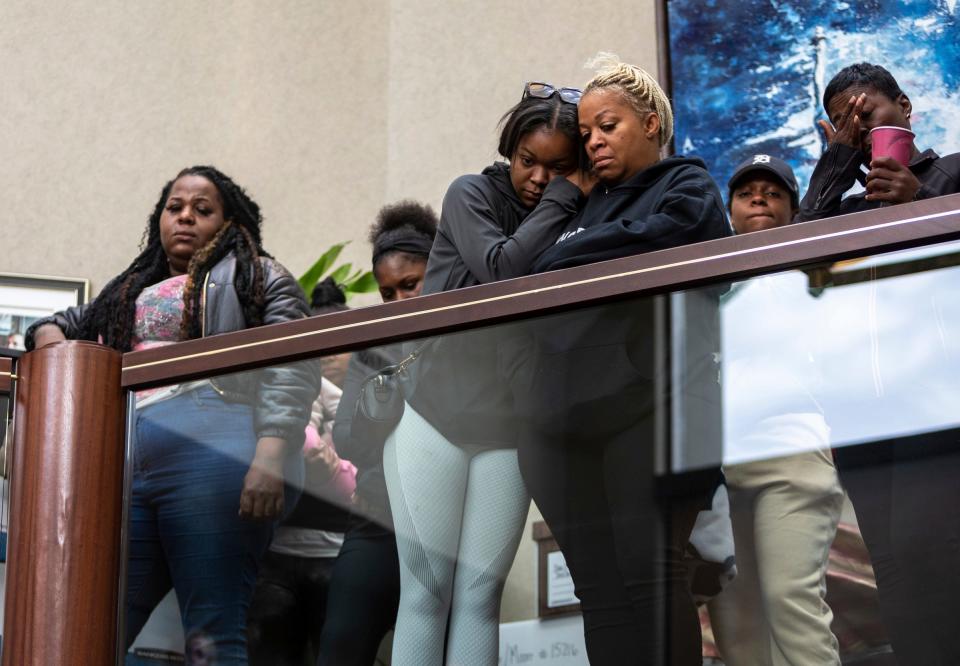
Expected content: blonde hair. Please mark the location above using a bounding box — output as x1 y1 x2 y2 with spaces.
583 52 674 147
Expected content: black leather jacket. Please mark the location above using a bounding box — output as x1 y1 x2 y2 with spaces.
26 254 322 444
798 144 960 222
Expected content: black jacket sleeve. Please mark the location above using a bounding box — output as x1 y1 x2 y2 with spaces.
24 303 92 350
797 143 865 222
534 169 731 272
915 153 960 200
253 259 323 443
440 175 583 283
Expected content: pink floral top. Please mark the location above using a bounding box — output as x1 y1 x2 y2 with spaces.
131 274 188 352
132 275 194 404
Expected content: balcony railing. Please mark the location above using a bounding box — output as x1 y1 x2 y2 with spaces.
4 192 960 665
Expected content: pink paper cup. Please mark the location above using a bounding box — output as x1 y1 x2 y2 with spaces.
869 126 915 166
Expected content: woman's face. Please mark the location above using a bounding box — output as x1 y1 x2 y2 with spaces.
159 174 228 276
320 353 351 389
374 253 427 302
578 89 661 186
509 127 577 208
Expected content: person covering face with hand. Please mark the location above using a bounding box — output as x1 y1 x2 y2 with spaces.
799 63 960 666
799 62 960 221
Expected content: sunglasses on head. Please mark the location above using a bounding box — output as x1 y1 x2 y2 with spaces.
523 82 582 105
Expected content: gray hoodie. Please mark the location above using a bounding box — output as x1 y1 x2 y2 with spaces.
411 162 582 447
423 162 583 294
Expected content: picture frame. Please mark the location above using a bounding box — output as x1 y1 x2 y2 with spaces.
0 272 89 353
533 521 581 618
660 0 960 198
0 273 87 563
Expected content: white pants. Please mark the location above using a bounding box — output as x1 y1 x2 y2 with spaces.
383 406 530 666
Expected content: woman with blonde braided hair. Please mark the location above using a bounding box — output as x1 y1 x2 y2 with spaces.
517 55 732 664
28 165 321 663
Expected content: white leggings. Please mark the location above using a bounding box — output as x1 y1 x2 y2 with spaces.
383 406 530 666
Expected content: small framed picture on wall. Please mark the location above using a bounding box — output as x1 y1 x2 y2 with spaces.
0 273 88 352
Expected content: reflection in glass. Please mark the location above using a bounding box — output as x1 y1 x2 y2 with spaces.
709 241 960 665
126 360 320 664
123 238 960 665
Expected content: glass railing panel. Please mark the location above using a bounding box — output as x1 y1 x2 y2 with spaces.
715 239 960 467
676 238 960 666
0 356 13 660
120 235 960 665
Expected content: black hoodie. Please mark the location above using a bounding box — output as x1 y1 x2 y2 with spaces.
798 143 960 222
533 155 732 272
511 157 731 438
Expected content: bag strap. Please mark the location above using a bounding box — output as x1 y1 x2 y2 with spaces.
395 340 431 373
360 339 434 383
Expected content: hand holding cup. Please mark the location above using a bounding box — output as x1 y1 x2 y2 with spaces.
865 126 919 204
865 157 921 204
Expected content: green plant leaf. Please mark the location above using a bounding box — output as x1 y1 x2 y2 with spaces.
329 263 353 284
298 242 347 296
344 267 363 283
344 271 379 295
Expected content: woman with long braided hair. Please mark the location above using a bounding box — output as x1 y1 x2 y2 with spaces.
28 165 321 664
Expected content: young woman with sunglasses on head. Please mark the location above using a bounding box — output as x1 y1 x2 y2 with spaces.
520 55 732 665
382 84 584 665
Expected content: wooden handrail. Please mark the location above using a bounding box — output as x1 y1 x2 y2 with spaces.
0 357 11 395
121 194 960 390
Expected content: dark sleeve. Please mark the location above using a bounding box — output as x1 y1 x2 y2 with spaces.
24 303 92 350
253 260 323 443
916 154 960 200
332 349 393 468
534 168 731 272
440 174 583 283
797 143 865 222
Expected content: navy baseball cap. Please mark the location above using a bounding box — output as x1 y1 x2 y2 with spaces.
728 154 800 208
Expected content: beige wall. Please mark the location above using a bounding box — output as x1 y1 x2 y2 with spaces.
2 0 661 295
2 0 391 291
1 0 661 623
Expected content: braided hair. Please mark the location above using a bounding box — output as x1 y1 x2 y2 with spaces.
583 52 674 148
80 165 271 351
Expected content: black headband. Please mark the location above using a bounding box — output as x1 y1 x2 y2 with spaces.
372 228 434 267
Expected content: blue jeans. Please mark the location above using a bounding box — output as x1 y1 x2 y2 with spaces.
125 387 303 664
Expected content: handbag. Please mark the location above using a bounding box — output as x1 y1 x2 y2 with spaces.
354 340 432 442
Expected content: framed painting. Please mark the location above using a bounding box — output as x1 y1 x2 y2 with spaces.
662 0 960 198
0 273 89 352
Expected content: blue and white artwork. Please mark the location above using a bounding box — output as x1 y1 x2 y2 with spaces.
668 0 960 199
